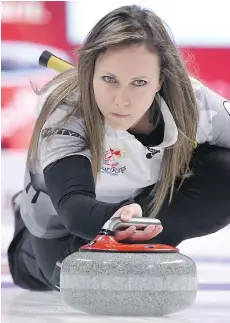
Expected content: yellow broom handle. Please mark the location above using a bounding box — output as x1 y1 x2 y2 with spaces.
39 50 73 73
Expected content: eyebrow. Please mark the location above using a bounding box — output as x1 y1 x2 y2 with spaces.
104 72 150 80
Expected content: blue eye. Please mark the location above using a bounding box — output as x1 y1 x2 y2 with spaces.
102 76 116 83
133 80 147 86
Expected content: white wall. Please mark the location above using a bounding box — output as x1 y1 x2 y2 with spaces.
66 0 230 46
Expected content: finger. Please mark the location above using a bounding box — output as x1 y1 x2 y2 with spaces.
142 224 163 239
132 225 156 240
148 225 163 239
127 225 155 241
128 231 150 241
115 226 136 241
126 225 163 241
143 225 156 234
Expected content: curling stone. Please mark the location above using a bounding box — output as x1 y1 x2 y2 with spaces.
60 217 197 316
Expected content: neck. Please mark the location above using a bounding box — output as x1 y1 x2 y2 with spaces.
128 110 154 136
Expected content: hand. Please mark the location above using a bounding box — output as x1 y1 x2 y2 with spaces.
112 203 163 242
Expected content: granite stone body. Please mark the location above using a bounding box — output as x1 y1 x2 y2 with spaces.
60 250 197 316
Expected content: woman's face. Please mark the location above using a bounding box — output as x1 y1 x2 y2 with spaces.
93 44 162 131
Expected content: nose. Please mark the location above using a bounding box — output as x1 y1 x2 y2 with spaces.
114 88 130 108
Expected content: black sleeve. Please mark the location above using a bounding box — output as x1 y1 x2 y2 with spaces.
43 155 135 240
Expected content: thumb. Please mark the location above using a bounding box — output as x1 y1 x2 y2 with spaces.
120 207 133 221
112 205 133 221
112 203 142 221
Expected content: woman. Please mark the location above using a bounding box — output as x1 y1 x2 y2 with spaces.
8 5 230 291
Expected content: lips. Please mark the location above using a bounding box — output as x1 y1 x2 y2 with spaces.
112 113 130 117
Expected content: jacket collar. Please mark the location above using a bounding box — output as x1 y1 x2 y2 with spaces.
105 95 178 149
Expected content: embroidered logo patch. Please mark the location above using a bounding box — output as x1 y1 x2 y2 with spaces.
102 148 128 176
223 101 230 116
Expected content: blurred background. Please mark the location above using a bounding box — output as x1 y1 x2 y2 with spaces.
1 0 230 280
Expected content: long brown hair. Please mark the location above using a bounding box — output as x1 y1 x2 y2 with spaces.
27 5 199 218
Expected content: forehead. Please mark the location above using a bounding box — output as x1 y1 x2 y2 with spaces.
94 44 160 75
